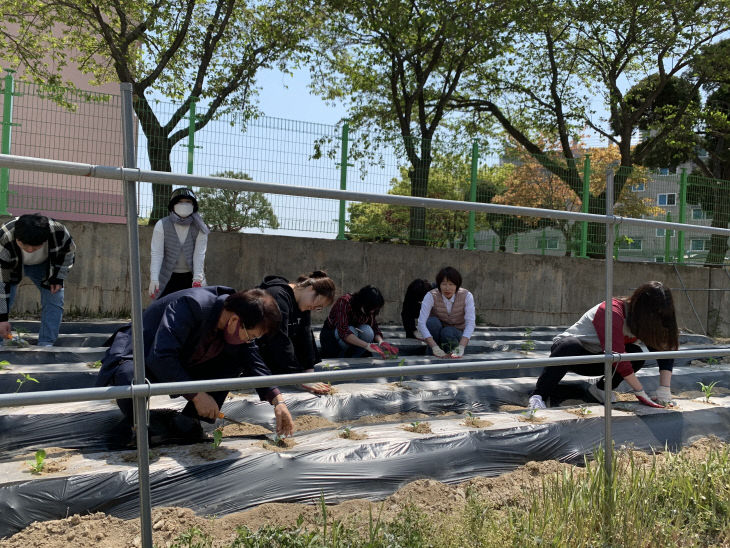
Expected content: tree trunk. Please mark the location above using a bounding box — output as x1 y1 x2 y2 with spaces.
408 150 432 246
147 136 174 224
586 192 608 258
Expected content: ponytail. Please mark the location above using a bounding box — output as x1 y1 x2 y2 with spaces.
295 270 336 302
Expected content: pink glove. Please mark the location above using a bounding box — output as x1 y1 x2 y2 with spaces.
634 390 665 408
379 341 399 356
367 343 386 358
192 280 202 288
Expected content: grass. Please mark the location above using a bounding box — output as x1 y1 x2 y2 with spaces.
166 442 730 547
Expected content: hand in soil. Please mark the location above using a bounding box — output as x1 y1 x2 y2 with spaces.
275 404 295 436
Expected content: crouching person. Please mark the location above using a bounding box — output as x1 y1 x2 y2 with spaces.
96 286 294 446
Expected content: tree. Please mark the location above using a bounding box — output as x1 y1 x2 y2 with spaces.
3 0 314 222
198 171 279 232
311 0 511 245
454 0 729 255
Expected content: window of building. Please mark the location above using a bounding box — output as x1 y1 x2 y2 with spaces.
656 228 675 237
690 239 711 251
630 182 645 192
618 238 642 250
545 238 559 249
657 193 676 206
654 257 665 263
691 208 712 220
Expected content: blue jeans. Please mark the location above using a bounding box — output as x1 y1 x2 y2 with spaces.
8 262 64 346
426 317 462 352
334 324 374 358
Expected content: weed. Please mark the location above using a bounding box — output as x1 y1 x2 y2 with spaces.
698 381 719 403
28 449 46 474
707 357 719 366
0 360 10 370
169 525 213 548
86 360 102 369
211 427 223 449
15 373 39 393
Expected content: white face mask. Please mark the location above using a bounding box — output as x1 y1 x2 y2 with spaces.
174 203 194 218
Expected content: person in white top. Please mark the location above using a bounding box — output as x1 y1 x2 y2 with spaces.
417 266 476 359
149 188 210 299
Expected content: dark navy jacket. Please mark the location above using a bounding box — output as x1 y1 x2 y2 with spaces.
96 286 280 402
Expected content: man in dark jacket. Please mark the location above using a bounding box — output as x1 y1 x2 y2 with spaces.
97 286 293 444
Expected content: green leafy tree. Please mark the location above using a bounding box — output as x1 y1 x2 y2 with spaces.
311 0 511 245
199 171 279 232
2 0 314 222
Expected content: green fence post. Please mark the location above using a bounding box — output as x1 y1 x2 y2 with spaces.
0 69 16 216
514 234 518 253
580 154 590 258
186 97 197 175
492 237 496 252
467 141 478 250
337 122 349 240
677 168 687 264
664 212 672 263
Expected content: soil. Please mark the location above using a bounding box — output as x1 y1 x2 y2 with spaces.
2 437 727 548
498 404 526 412
402 422 432 434
220 422 272 437
566 408 595 419
461 416 492 428
259 437 298 452
189 444 238 461
517 415 547 424
351 411 430 424
21 447 77 475
338 429 368 440
294 415 338 431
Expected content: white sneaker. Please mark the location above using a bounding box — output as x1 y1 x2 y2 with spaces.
588 382 616 403
528 395 547 409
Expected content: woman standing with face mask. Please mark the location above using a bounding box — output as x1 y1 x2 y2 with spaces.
149 188 211 299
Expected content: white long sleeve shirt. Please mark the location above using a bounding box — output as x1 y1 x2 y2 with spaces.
150 221 208 282
417 290 476 340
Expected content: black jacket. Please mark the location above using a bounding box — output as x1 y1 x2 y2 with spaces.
401 279 435 337
258 276 320 374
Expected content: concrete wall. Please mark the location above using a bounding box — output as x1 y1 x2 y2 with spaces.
9 220 728 336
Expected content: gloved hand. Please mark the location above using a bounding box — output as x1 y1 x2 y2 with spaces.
653 385 673 406
431 345 448 358
149 280 160 299
192 280 202 288
379 341 399 356
634 389 665 408
367 343 387 358
413 329 424 341
450 345 466 358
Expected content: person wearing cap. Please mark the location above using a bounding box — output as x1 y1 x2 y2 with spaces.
149 188 210 300
0 214 76 346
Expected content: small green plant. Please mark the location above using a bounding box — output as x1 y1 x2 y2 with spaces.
410 421 420 429
86 360 102 369
698 381 719 403
341 427 352 439
0 360 10 370
211 427 223 449
521 328 535 353
466 410 474 418
28 449 46 474
578 405 593 416
523 407 539 419
15 373 39 393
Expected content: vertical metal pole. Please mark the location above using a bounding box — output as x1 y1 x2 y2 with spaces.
467 141 478 250
677 168 687 264
664 212 672 263
337 122 349 240
0 69 16 215
540 228 546 255
186 97 197 175
603 168 615 479
580 155 590 258
120 83 153 548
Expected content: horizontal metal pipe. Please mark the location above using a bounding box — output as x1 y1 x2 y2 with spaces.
0 154 729 237
1 348 728 408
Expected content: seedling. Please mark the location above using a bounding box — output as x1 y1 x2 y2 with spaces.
465 411 474 418
86 360 102 369
0 360 10 370
578 405 592 416
15 373 39 393
523 407 539 419
698 381 719 403
410 421 420 429
341 427 353 439
28 449 46 474
521 329 535 353
211 427 223 449
268 433 287 447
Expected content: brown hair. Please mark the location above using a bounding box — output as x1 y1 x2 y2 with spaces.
295 270 336 304
625 281 679 351
224 289 281 334
436 266 462 292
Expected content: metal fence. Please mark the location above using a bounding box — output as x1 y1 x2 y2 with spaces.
2 73 729 265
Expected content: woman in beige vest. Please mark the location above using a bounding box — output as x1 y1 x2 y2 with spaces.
417 266 475 358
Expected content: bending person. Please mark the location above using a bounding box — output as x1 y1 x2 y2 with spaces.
417 266 475 358
401 278 434 339
528 281 678 410
149 188 210 300
96 286 293 445
320 285 398 359
258 271 336 395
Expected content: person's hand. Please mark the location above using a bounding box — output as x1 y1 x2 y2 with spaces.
634 390 665 408
275 402 294 436
49 284 62 294
0 321 11 340
450 345 466 358
192 392 220 419
192 280 202 288
149 280 160 299
413 329 425 341
431 345 448 358
301 382 332 395
379 341 399 356
367 343 387 358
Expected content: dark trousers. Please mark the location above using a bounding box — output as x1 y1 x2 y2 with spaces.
534 337 645 400
159 272 194 299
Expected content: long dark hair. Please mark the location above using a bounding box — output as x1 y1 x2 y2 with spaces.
295 270 336 303
224 289 281 334
351 285 384 317
625 281 678 351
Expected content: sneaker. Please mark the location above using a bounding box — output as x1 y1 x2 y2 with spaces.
528 395 547 409
588 382 616 404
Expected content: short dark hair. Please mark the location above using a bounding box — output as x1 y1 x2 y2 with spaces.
626 281 679 351
435 267 462 292
351 285 385 316
295 270 336 304
14 214 50 246
224 289 281 334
